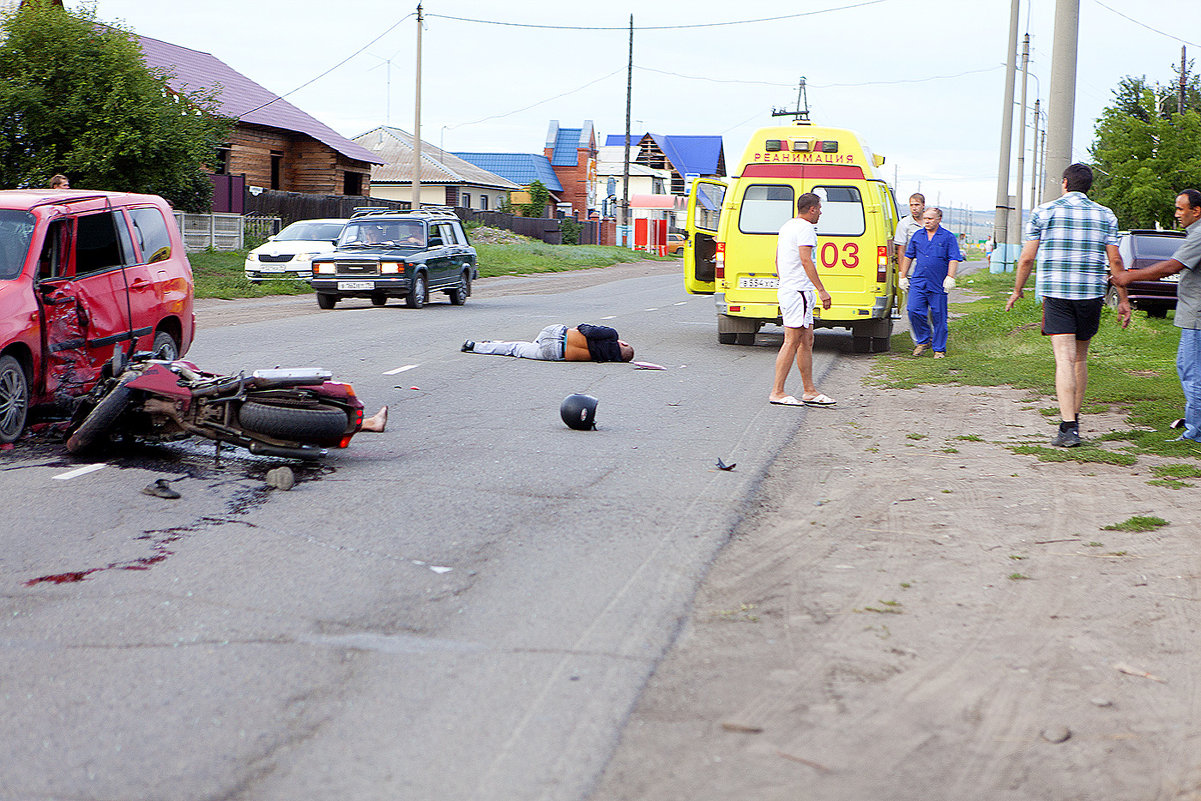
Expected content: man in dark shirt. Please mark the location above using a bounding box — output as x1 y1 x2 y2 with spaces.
462 323 634 362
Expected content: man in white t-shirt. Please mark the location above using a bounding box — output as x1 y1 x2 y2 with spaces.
769 192 836 407
894 192 926 269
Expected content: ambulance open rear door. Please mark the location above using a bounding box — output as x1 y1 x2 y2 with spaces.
683 179 727 295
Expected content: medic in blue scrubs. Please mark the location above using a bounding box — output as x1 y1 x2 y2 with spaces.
900 207 964 357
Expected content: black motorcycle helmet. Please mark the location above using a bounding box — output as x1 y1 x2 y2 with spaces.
560 393 598 430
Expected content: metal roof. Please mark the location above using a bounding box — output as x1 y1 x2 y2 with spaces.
136 33 379 165
604 133 726 176
355 128 520 189
450 153 564 193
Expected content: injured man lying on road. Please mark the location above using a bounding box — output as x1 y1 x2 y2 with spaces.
462 324 634 362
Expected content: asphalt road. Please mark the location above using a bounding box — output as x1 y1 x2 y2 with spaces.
1 263 853 801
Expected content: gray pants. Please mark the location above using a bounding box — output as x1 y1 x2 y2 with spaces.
471 324 567 360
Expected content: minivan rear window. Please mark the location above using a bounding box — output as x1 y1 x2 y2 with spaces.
738 185 794 235
0 210 35 280
812 186 865 236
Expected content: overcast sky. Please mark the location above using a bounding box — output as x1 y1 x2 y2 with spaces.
73 0 1200 212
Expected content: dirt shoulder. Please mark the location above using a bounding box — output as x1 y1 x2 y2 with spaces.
591 352 1201 799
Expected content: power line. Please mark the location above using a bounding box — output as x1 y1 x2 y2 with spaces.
1091 1 1201 48
426 1 888 31
446 69 625 130
235 12 416 119
635 63 1003 89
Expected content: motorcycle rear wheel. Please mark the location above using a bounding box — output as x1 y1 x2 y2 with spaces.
66 376 135 455
238 401 348 441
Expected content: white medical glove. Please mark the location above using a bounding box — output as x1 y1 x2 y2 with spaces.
899 276 909 291
943 275 956 291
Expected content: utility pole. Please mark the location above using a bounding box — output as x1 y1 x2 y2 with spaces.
992 0 1020 272
1181 45 1188 115
1030 98 1041 212
621 14 633 247
1014 34 1030 251
412 3 423 210
1041 0 1079 203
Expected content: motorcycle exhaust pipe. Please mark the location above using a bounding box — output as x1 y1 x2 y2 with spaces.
248 442 329 460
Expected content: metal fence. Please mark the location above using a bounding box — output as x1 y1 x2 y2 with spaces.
173 212 244 252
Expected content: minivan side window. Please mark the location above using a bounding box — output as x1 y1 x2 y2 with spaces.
75 212 129 275
438 223 458 245
0 210 36 281
128 207 173 264
812 186 865 237
738 185 795 235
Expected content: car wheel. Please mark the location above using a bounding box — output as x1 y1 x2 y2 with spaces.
151 330 179 361
1147 307 1168 319
0 354 30 444
717 332 736 345
734 332 756 345
406 273 427 309
448 271 470 305
317 293 338 310
371 293 387 307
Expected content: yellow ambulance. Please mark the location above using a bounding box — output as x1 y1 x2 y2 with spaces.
684 122 900 352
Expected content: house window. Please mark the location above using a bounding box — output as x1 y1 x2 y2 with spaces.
344 171 363 196
461 193 471 209
480 195 488 211
270 150 283 190
652 177 666 195
214 144 231 176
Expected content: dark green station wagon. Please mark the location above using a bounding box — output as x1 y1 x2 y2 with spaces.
310 208 477 309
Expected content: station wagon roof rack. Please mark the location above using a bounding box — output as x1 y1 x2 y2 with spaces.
29 193 114 211
350 205 461 220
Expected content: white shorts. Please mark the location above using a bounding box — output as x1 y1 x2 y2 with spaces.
778 288 815 329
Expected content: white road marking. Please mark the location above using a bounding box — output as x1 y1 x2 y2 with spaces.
53 464 107 480
674 301 687 306
600 315 617 320
644 308 658 312
384 364 419 375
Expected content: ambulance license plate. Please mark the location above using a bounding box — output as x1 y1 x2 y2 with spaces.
738 276 779 289
338 281 374 291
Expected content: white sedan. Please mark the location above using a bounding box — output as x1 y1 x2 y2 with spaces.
244 218 348 282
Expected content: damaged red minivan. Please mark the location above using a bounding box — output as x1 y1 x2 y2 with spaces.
0 190 195 443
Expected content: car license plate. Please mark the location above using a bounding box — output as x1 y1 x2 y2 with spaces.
259 265 285 273
738 276 779 289
337 280 374 291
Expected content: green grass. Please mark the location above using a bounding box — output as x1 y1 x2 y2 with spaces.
190 242 666 299
875 266 1191 459
1101 515 1169 532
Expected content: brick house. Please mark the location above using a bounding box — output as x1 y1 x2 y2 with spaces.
544 121 597 218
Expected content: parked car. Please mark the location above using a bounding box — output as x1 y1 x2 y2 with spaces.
1108 229 1186 317
666 232 686 256
310 208 477 309
0 189 195 443
244 218 347 283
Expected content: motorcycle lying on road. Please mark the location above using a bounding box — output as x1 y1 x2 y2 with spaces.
66 350 366 459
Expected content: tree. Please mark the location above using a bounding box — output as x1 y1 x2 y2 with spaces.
0 0 231 211
1090 68 1201 229
518 180 551 218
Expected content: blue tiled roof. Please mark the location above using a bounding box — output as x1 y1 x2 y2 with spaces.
452 153 563 193
549 128 583 167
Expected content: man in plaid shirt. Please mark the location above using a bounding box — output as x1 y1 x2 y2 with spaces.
1005 163 1131 447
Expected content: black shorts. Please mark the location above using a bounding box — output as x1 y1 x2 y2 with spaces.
1042 296 1103 340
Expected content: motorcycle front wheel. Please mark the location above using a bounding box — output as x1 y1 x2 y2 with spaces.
66 376 136 455
238 401 348 441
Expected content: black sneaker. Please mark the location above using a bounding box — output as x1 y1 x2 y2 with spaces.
1051 428 1081 447
461 340 475 352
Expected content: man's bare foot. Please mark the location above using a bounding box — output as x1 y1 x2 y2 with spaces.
361 405 388 432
